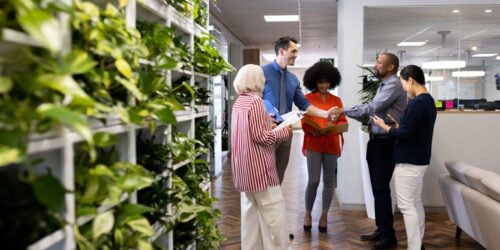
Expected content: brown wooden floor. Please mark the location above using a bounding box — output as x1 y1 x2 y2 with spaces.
212 131 484 250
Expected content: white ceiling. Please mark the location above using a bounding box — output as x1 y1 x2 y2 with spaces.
364 5 500 68
210 0 338 66
210 2 500 68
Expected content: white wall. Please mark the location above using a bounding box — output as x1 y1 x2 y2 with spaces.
426 113 500 206
337 0 500 209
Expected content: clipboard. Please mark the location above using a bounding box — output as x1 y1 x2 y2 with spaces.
273 111 305 131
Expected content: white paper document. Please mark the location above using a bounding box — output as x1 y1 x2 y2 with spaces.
273 111 305 131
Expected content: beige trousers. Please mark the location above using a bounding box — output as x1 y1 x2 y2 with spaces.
240 186 291 250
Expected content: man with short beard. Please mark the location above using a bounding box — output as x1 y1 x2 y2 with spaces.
332 53 407 249
262 36 337 240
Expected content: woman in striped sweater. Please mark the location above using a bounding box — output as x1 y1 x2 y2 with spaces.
231 64 292 250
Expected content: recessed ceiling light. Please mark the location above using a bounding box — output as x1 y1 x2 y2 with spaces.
497 56 500 60
472 53 498 57
397 41 427 47
485 9 492 13
422 60 466 69
452 9 460 14
472 46 478 51
452 71 485 77
264 15 299 22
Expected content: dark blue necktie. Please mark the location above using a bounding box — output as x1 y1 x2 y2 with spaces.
279 70 287 114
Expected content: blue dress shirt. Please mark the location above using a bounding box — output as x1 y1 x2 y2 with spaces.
262 61 310 114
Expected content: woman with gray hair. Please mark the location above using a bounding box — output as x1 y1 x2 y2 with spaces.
231 64 292 250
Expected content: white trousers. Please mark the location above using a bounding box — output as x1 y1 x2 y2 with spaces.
241 185 290 250
395 163 428 250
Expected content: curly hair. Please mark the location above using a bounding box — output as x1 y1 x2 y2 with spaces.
303 61 342 92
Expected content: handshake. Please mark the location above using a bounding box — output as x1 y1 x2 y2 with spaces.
327 106 344 121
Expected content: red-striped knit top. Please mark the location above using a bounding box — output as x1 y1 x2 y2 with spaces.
231 92 290 192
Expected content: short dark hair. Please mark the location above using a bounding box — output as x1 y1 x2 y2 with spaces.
303 61 342 91
381 53 399 72
274 36 298 55
400 65 426 85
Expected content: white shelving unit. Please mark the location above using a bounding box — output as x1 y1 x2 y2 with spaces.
1 0 214 249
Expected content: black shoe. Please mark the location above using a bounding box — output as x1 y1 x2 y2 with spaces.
318 226 327 233
289 233 294 240
421 244 425 250
303 225 312 232
360 230 381 241
371 237 398 250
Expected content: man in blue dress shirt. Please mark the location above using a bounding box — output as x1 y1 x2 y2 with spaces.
262 36 336 184
262 36 337 240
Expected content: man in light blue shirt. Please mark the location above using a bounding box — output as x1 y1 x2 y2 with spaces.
262 36 335 184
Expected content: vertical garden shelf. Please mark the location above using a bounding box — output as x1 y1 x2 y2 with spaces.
0 0 223 249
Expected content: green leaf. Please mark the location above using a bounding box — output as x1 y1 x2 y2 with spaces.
137 240 153 250
116 204 155 226
119 175 154 191
93 210 114 240
116 76 143 101
154 108 176 124
102 186 122 206
127 218 154 236
94 132 118 147
60 50 96 74
0 146 22 166
77 205 97 217
115 58 132 79
31 174 66 212
114 105 130 124
80 176 100 204
118 0 128 8
89 164 115 178
114 228 124 246
0 76 13 93
121 204 155 217
35 74 93 105
17 9 62 53
37 104 94 146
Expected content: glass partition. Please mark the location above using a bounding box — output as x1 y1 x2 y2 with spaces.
364 5 500 110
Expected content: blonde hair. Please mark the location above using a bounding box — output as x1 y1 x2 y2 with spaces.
233 64 265 96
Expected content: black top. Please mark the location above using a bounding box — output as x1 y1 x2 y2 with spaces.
389 93 437 165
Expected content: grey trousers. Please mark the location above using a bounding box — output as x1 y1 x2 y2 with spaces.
274 132 293 184
305 150 338 211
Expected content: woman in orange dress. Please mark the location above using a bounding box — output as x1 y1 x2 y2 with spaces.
301 62 347 233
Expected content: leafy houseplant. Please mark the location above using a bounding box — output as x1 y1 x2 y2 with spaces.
74 132 156 249
195 120 215 151
194 34 235 76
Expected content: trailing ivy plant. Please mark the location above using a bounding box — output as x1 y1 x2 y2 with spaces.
136 129 171 175
172 161 224 249
74 132 157 249
195 120 215 151
169 132 207 164
172 75 195 106
192 0 207 27
194 82 211 106
194 34 235 76
137 21 180 70
164 0 192 18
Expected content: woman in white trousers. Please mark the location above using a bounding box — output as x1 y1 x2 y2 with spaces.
373 65 437 250
231 64 292 250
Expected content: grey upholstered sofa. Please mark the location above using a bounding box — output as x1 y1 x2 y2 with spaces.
439 160 500 249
